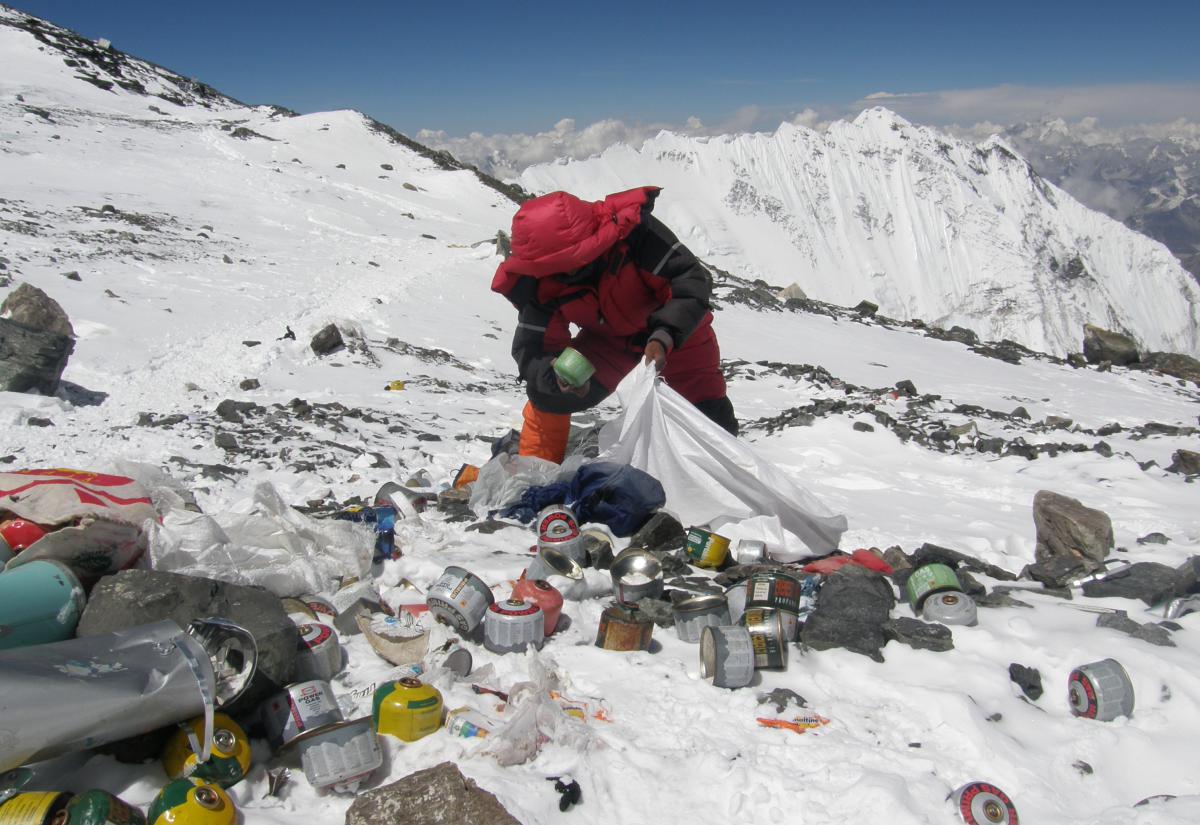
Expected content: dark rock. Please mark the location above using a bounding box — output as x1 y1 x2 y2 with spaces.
1082 562 1180 605
1011 405 1031 419
345 762 524 825
1136 532 1169 546
853 300 879 316
241 340 261 348
1066 353 1087 368
910 542 1017 581
1032 490 1113 567
633 596 675 627
239 378 260 390
1008 663 1043 700
975 591 1033 609
956 570 987 597
1083 324 1139 366
894 379 917 397
882 546 911 574
495 230 512 259
436 489 473 522
368 452 390 468
1096 422 1123 436
853 421 875 432
415 433 441 442
1021 554 1090 587
310 323 344 356
883 617 953 652
216 398 259 424
214 432 238 450
581 533 614 570
630 512 686 553
1 283 74 337
1175 557 1200 596
1136 351 1200 384
27 416 53 427
1044 415 1073 429
800 565 896 662
466 519 517 534
1167 449 1200 475
1093 441 1113 458
0 317 74 395
946 325 979 345
1096 611 1175 647
222 254 233 264
77 569 298 714
63 271 81 281
758 688 807 712
380 163 394 171
1073 761 1094 776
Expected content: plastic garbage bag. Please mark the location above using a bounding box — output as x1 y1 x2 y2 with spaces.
148 483 370 597
599 361 848 556
469 452 585 517
483 655 593 766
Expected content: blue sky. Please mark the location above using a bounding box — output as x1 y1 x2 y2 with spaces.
11 0 1200 136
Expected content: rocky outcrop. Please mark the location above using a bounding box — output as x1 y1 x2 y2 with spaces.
345 762 524 825
1032 490 1113 569
1083 323 1139 366
0 284 75 394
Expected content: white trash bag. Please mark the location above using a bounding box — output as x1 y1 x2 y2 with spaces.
598 361 847 557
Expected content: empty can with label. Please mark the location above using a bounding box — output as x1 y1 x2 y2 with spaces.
294 623 342 682
261 680 343 752
1068 658 1134 721
740 608 789 669
906 564 962 612
373 677 443 742
948 781 1019 825
673 594 732 643
426 566 494 634
61 790 146 825
685 528 730 569
0 792 70 825
445 707 494 739
595 603 653 651
700 625 755 689
483 599 544 654
733 539 767 565
536 505 587 566
297 718 382 794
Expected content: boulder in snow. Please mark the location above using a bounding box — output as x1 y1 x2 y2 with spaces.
1083 323 1139 366
345 762 524 825
0 283 75 394
310 323 345 356
800 564 895 662
1167 449 1200 475
1032 490 1113 568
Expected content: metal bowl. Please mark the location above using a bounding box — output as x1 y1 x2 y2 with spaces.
610 548 663 604
524 545 583 581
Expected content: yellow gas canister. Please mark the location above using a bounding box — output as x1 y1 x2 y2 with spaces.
161 713 251 788
146 780 234 825
0 792 70 825
372 677 443 742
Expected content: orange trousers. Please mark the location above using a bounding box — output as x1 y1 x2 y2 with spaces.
518 401 572 464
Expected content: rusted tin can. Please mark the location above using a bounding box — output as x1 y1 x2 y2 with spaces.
146 780 234 825
296 717 382 794
61 791 146 825
1068 658 1134 721
610 549 663 604
260 680 343 752
372 677 443 742
426 566 494 634
510 579 563 636
685 528 730 569
483 599 544 654
948 781 1019 825
673 594 732 643
733 539 767 565
699 626 755 689
0 792 70 825
740 607 788 669
445 707 494 738
594 603 653 651
535 505 587 566
162 713 251 788
906 564 962 612
922 591 977 626
294 623 342 682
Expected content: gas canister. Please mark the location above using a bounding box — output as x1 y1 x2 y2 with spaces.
161 713 251 789
146 780 234 825
372 678 443 742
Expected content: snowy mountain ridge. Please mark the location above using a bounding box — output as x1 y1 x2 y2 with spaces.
520 109 1200 359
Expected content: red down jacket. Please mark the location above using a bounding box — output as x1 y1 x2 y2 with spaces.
492 187 725 413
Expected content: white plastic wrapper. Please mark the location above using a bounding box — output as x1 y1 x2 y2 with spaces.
147 482 371 596
599 362 848 558
468 452 586 516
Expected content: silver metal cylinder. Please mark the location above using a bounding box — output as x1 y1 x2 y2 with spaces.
673 594 731 643
260 680 344 752
426 566 495 634
922 591 978 626
483 600 544 654
699 625 755 689
949 781 1019 825
1068 658 1134 721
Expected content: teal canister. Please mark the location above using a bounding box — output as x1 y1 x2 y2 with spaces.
0 559 87 650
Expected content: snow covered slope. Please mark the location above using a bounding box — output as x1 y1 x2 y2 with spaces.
520 111 1200 359
3 7 1200 825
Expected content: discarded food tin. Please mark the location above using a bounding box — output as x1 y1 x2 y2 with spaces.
699 625 755 689
426 566 495 634
445 707 493 738
0 560 86 651
61 790 147 825
373 677 443 742
1068 658 1134 721
425 639 472 678
610 549 663 604
745 571 804 613
0 792 70 825
685 528 730 569
673 594 732 643
595 603 653 651
162 713 251 788
740 608 788 669
294 623 343 682
949 781 1019 825
733 539 767 565
146 779 234 825
524 545 584 582
296 717 382 794
536 505 587 566
552 347 595 388
483 599 544 654
922 591 978 626
511 578 563 636
906 564 962 612
261 680 343 752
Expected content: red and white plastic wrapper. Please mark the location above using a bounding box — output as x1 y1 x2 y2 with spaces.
0 469 157 576
598 362 848 560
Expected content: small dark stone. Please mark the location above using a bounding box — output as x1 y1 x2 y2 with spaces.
1073 760 1094 776
630 512 686 553
632 596 675 627
1020 554 1090 588
974 591 1033 609
239 378 261 390
27 417 53 427
380 163 394 171
894 379 918 397
1066 353 1087 368
310 323 344 356
216 398 258 424
241 340 261 348
1174 557 1200 596
280 326 296 340
1093 441 1113 458
63 271 81 281
420 233 437 240
1167 449 1200 475
416 433 442 442
1096 611 1176 647
853 300 879 316
986 712 1002 722
1082 562 1180 605
1136 532 1169 546
1008 663 1043 700
466 519 517 534
910 542 1017 581
581 533 614 570
368 452 390 468
1096 422 1122 436
852 421 875 432
1011 405 1031 419
883 617 954 652
956 570 987 597
222 254 233 264
214 432 238 450
757 688 807 713
1083 324 1139 366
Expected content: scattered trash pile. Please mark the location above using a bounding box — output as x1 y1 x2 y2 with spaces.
1 426 1197 825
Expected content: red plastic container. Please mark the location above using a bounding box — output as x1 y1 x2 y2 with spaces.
510 578 563 636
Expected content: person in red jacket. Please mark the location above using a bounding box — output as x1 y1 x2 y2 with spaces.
492 186 738 463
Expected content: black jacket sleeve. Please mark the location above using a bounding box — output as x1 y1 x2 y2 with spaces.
626 213 713 349
511 301 560 399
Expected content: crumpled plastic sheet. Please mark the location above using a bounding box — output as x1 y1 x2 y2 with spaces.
483 654 596 767
599 361 848 558
468 452 586 517
147 481 371 597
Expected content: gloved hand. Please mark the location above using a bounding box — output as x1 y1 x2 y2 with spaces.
556 375 590 396
643 328 672 372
